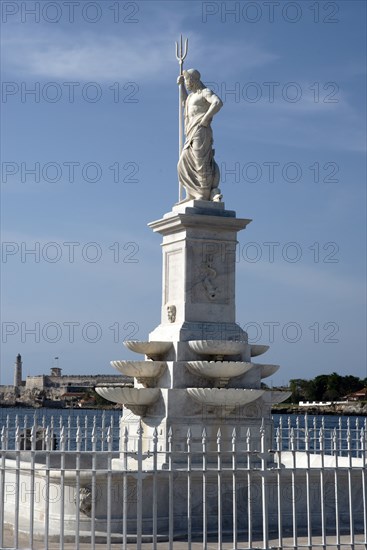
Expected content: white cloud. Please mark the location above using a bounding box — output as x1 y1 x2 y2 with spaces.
2 23 279 82
221 89 365 153
188 33 279 75
3 31 173 81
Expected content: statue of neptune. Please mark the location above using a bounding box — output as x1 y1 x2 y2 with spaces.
177 69 223 203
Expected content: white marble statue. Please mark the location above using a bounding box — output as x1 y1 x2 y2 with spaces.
177 69 223 202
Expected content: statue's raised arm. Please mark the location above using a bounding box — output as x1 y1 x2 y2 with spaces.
177 69 223 203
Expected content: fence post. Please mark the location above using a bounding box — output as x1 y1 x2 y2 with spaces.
136 421 143 550
101 410 106 452
246 427 252 548
275 427 283 549
290 427 297 548
67 414 71 452
0 426 6 548
296 416 300 451
168 426 174 550
44 426 51 550
305 424 312 549
14 425 20 549
84 415 88 452
122 426 128 550
279 416 283 450
91 422 97 549
152 426 158 550
187 427 192 549
260 420 268 549
202 427 207 550
332 427 340 547
75 424 82 550
361 428 367 544
319 426 326 548
60 424 66 548
106 425 112 550
347 426 355 545
29 421 36 548
6 415 10 449
338 417 343 455
232 427 237 550
287 416 291 448
17 415 21 450
313 417 317 453
50 415 55 452
217 427 222 549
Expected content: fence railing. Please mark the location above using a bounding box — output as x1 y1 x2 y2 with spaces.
1 412 366 454
0 411 121 452
275 415 367 457
0 414 366 549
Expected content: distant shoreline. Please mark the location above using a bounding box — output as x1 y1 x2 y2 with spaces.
1 403 366 416
272 403 367 417
0 402 119 410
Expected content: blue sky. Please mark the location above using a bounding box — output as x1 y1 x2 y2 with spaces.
1 0 366 386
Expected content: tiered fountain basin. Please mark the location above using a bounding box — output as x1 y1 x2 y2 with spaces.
261 390 292 404
187 340 270 360
187 388 264 412
124 341 172 359
186 361 253 387
188 340 247 358
250 345 269 357
254 363 280 379
111 360 166 386
95 386 160 416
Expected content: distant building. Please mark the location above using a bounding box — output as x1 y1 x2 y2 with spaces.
0 355 132 406
345 388 367 401
24 368 130 391
50 367 62 377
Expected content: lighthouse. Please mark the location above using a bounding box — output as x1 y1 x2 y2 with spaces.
13 353 23 388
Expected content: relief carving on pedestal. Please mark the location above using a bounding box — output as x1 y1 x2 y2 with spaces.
190 245 229 304
167 304 176 323
200 253 219 301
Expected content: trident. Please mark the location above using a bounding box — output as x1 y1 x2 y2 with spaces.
175 34 188 202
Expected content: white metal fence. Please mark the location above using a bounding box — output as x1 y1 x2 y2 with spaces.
1 412 366 453
0 414 366 549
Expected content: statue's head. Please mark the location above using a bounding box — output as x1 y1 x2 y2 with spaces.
183 69 201 91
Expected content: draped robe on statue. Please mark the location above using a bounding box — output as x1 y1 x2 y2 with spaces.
177 88 222 201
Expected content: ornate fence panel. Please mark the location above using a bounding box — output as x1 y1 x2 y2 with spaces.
0 414 366 549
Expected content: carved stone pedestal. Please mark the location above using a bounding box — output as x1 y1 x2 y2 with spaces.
148 200 251 343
